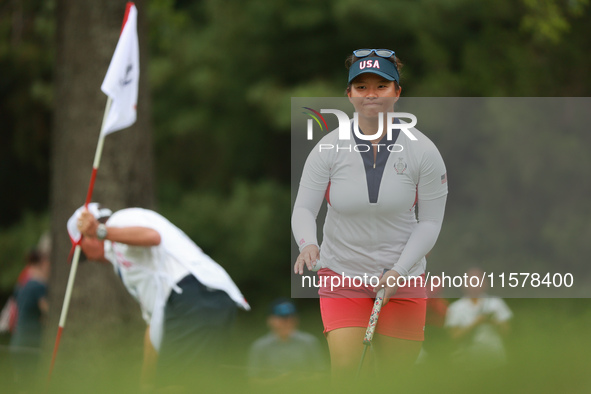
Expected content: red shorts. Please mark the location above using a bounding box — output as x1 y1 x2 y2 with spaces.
318 268 427 341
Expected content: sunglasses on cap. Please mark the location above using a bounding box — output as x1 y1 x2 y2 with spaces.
353 49 395 59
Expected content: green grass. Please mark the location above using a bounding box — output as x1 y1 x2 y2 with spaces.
1 299 590 393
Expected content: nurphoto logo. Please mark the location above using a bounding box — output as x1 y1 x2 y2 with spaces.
302 108 418 141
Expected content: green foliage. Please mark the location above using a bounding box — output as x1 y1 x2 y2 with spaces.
159 180 291 303
146 0 591 199
522 0 590 43
0 0 54 226
2 0 591 298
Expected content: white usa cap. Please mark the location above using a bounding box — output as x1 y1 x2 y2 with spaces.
67 203 112 244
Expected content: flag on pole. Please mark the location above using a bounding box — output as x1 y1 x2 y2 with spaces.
48 4 141 384
100 2 139 136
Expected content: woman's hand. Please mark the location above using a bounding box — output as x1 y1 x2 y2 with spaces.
294 245 320 275
376 269 401 304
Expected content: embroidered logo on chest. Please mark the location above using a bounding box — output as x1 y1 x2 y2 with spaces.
394 157 407 175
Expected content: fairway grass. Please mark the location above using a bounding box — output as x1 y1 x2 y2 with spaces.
1 299 590 393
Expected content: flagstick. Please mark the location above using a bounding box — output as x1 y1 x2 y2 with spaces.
48 97 113 382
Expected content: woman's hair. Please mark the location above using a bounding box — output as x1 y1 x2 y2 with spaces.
345 52 403 92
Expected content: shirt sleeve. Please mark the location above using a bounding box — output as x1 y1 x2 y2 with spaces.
392 195 447 276
299 140 332 192
292 143 332 251
392 139 448 276
418 143 448 201
292 186 325 252
490 299 513 322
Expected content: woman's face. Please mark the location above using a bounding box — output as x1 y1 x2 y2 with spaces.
347 73 401 118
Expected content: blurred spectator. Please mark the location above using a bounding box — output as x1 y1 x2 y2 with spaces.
248 298 326 385
9 249 50 386
444 268 512 370
0 261 34 336
1 232 50 336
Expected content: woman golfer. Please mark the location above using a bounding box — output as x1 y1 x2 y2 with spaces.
292 49 448 380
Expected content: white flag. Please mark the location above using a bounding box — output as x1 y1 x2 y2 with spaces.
100 3 139 136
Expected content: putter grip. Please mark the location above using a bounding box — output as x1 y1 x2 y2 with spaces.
362 288 386 345
310 259 323 272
